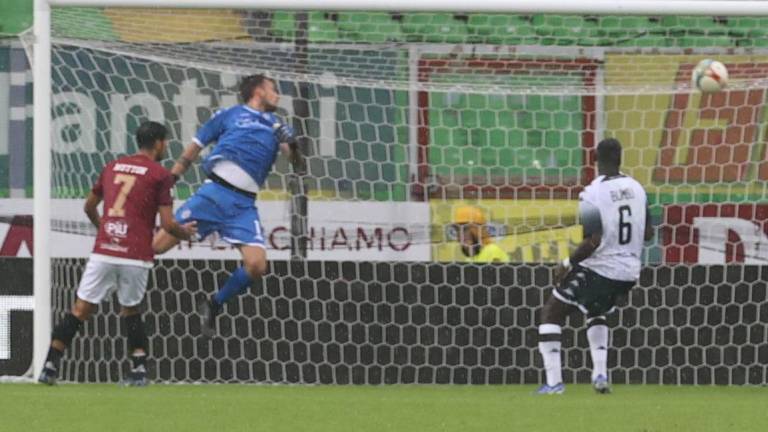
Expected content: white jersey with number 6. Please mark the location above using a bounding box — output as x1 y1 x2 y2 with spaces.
579 174 647 282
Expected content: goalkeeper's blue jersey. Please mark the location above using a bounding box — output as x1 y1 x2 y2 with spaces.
194 105 281 186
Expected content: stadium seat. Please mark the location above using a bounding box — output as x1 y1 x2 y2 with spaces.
736 37 768 48
308 12 340 43
674 36 733 48
338 12 402 43
661 16 728 36
468 14 537 45
531 14 599 46
402 14 469 43
599 16 659 46
270 11 295 39
725 17 768 38
617 35 673 48
271 12 340 42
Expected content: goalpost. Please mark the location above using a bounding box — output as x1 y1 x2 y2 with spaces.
29 0 768 383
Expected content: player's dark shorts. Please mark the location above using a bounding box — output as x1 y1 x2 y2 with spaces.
553 265 635 317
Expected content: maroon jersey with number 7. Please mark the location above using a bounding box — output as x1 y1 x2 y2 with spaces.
90 154 174 264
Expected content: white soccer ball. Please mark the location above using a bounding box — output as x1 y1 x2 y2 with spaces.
692 59 729 93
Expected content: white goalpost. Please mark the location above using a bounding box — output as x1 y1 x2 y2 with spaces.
30 0 768 384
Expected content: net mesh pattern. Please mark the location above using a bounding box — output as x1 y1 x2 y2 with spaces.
42 8 768 384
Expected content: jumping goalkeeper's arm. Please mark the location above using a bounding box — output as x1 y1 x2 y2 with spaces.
170 143 203 181
276 124 305 174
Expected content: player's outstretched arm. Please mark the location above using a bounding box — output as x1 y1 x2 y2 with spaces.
83 192 103 228
170 143 203 180
157 206 197 241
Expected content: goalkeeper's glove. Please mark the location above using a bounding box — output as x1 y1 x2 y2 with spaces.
274 123 296 144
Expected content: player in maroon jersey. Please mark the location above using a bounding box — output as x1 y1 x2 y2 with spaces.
38 121 196 386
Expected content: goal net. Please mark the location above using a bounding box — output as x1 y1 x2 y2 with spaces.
38 6 768 384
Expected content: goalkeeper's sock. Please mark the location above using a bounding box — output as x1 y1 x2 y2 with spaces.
213 267 253 306
44 346 64 371
538 324 563 386
587 318 609 381
130 352 147 373
45 313 83 369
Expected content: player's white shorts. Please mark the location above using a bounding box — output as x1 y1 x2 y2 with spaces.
77 255 151 307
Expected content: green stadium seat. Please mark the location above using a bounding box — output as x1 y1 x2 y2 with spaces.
515 149 534 168
544 131 562 149
308 12 340 43
725 17 768 38
271 11 295 39
270 12 340 42
481 148 498 166
505 130 525 148
469 128 488 147
675 36 733 48
555 149 572 166
337 12 402 43
403 13 469 43
526 130 543 147
473 15 537 45
479 110 496 129
598 16 660 46
616 35 673 48
563 131 580 147
497 111 516 129
459 109 478 129
736 37 768 48
660 16 728 36
532 14 599 46
467 14 497 36
498 148 515 166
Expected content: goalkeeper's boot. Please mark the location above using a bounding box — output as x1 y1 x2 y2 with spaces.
37 361 58 386
198 298 221 338
122 365 149 387
593 375 611 394
535 382 565 395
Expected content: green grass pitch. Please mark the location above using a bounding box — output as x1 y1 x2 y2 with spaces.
1 383 766 432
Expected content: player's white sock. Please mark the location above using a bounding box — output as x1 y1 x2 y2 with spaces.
587 322 609 381
538 323 562 386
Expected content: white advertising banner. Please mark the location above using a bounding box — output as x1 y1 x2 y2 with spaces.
0 199 430 261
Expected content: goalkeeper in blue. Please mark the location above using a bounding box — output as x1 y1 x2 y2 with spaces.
153 74 301 337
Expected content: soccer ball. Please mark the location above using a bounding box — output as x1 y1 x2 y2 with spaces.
692 59 729 93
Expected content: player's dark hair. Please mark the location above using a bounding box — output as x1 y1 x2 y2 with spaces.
596 138 622 167
239 74 275 102
136 121 168 150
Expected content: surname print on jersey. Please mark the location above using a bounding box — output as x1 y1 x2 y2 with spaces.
91 153 174 264
579 175 648 282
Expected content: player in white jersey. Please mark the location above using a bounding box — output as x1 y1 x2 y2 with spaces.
536 138 653 395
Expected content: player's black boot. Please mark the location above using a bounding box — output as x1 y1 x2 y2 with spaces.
122 354 149 387
122 367 149 387
37 361 58 386
198 298 221 338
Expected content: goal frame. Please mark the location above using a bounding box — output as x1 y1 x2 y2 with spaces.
32 0 768 379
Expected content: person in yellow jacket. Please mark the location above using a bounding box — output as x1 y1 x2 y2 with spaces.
453 205 509 263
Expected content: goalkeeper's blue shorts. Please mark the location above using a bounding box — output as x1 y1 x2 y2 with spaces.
175 181 265 247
